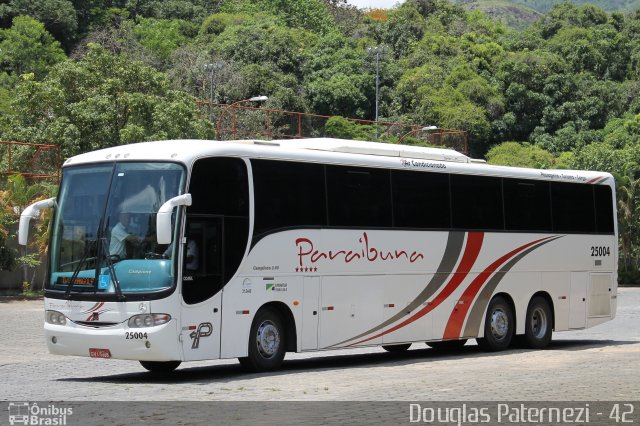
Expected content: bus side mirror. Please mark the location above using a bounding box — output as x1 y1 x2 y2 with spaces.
156 194 192 245
19 197 56 245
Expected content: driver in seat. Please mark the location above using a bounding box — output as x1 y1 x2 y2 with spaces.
109 211 143 258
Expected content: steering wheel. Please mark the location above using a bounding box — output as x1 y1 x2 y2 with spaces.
144 252 168 260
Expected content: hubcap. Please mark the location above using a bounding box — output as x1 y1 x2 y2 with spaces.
531 307 548 339
256 320 280 359
490 308 509 340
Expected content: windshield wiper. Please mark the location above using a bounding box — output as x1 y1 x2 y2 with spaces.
99 237 125 301
65 239 96 299
63 238 125 300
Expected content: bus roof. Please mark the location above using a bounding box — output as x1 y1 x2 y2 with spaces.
62 138 613 186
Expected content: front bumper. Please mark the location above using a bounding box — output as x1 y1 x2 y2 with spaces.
45 319 182 362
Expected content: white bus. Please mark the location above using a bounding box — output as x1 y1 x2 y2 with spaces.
20 138 618 373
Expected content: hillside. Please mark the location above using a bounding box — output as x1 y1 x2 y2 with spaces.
455 0 640 28
456 0 544 28
509 0 640 12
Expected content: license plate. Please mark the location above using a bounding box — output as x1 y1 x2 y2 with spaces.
89 348 112 358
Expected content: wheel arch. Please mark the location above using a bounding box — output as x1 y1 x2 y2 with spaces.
258 301 297 352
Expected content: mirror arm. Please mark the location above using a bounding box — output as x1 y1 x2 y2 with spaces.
19 197 57 245
156 194 192 245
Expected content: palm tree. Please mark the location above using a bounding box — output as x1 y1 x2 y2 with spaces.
0 174 57 289
614 162 640 273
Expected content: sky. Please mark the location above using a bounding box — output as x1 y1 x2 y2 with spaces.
347 0 401 9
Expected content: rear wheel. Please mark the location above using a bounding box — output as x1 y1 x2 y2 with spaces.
139 360 181 373
476 296 514 352
382 343 411 352
522 296 553 349
239 307 286 372
426 339 467 350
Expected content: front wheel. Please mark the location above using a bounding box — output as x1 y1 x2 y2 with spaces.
139 360 181 373
522 296 553 349
476 296 514 352
239 308 286 372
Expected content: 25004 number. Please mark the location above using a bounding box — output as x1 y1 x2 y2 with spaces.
591 246 611 257
125 332 148 340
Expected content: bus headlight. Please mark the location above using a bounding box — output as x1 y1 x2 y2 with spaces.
45 310 67 326
128 314 171 328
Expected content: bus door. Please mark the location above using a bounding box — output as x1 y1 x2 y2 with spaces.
180 215 224 361
301 276 320 350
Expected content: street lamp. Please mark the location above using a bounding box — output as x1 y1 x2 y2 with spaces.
398 125 439 144
204 62 224 104
215 96 269 140
366 46 387 129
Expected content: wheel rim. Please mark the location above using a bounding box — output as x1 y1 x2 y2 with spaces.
256 320 280 359
490 308 509 341
530 306 548 339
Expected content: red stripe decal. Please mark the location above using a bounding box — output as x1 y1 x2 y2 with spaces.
587 176 602 184
443 236 552 339
349 232 485 346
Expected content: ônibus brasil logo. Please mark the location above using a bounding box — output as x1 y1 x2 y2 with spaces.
8 402 72 425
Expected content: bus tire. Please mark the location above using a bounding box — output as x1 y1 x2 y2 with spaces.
239 307 286 372
139 360 181 373
523 296 552 349
476 296 514 352
426 339 467 350
382 343 411 352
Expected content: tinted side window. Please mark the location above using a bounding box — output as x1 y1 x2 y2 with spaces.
189 157 249 217
252 160 327 236
594 185 614 234
392 170 450 228
451 174 504 230
503 179 551 232
327 165 391 227
551 182 595 233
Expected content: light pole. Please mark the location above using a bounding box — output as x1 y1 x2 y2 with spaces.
366 46 387 139
215 95 269 140
398 125 439 144
204 62 223 121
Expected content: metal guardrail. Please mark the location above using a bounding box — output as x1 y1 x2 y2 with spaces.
0 141 60 181
196 101 469 154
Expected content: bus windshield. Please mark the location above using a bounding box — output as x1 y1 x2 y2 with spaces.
48 162 185 297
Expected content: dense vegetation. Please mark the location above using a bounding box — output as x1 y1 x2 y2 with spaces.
1 0 640 283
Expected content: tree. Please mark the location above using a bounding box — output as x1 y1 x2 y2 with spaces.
0 174 56 289
0 44 213 158
0 16 66 80
614 162 640 273
0 0 78 50
324 116 373 140
485 141 556 168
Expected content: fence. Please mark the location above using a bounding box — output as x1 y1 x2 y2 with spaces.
197 101 469 154
0 141 61 182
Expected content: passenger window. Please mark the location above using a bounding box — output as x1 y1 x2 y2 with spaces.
551 182 595 233
327 165 392 227
392 170 450 228
451 174 504 230
503 179 551 232
594 185 614 234
252 160 326 238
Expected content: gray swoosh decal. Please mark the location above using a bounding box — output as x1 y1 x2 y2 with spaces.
331 231 465 347
462 236 562 338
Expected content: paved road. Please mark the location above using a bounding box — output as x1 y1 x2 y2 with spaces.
0 289 638 402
